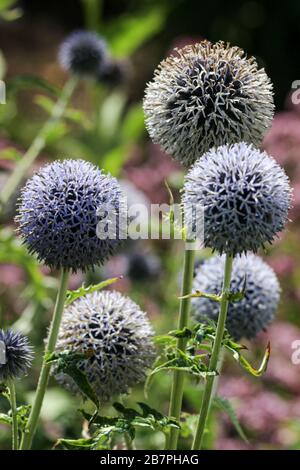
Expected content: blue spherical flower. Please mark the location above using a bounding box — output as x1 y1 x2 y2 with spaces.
144 41 274 167
53 290 155 402
0 329 33 382
58 31 107 78
16 159 124 272
192 254 280 340
183 142 291 255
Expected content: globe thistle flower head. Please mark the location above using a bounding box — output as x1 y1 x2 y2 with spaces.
192 254 280 340
53 290 155 402
16 159 124 272
58 31 107 78
183 142 291 255
0 329 33 382
144 40 274 167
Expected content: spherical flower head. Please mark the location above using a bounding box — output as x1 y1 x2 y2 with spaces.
192 254 280 340
58 31 107 78
53 290 155 402
183 142 291 255
144 40 274 167
16 159 125 272
0 329 33 382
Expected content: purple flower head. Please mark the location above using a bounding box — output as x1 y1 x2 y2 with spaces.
0 329 33 382
183 142 291 255
16 159 124 272
58 30 107 78
192 254 280 340
53 290 155 402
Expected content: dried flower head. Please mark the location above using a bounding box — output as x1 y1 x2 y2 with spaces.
0 329 33 382
144 41 274 167
192 254 280 340
58 31 107 78
16 159 124 272
183 142 291 255
53 290 155 402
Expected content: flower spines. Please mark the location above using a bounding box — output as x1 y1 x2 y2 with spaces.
16 159 124 272
144 40 274 167
192 254 280 340
0 329 33 382
183 142 291 255
53 290 155 402
58 30 107 78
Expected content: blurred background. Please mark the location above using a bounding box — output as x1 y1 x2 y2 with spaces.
1 0 300 450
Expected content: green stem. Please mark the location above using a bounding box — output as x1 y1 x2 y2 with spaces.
81 0 102 31
0 76 78 211
8 380 18 450
191 254 233 450
166 246 195 450
20 269 70 450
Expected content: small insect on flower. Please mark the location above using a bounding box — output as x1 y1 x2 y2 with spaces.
192 254 280 341
16 159 125 272
183 142 292 255
0 329 33 382
58 30 108 78
52 290 155 402
144 41 274 167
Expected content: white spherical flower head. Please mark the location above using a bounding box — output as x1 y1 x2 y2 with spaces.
183 142 291 255
53 290 155 403
144 41 274 167
192 254 280 341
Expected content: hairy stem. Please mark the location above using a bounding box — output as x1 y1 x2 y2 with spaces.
20 269 69 450
166 246 195 450
191 253 233 450
8 380 18 450
0 76 78 212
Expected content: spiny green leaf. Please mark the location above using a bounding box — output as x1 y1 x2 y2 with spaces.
0 413 12 425
65 277 122 306
225 341 270 377
45 350 99 408
168 327 193 339
55 437 97 450
179 290 222 302
213 395 248 443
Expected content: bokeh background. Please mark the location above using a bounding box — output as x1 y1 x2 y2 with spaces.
1 0 300 450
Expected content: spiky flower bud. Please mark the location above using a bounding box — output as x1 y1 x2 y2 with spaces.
53 290 155 402
58 31 107 78
16 159 124 272
192 254 280 340
183 142 291 255
0 329 33 382
144 41 274 167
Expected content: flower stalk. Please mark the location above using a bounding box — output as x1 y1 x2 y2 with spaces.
166 244 195 450
20 269 70 450
192 253 233 450
8 380 18 450
0 76 78 212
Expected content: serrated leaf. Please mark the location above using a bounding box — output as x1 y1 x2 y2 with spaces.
45 350 99 408
0 413 12 425
168 327 193 339
65 277 121 307
225 341 270 377
179 290 222 302
214 395 248 443
55 437 96 450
